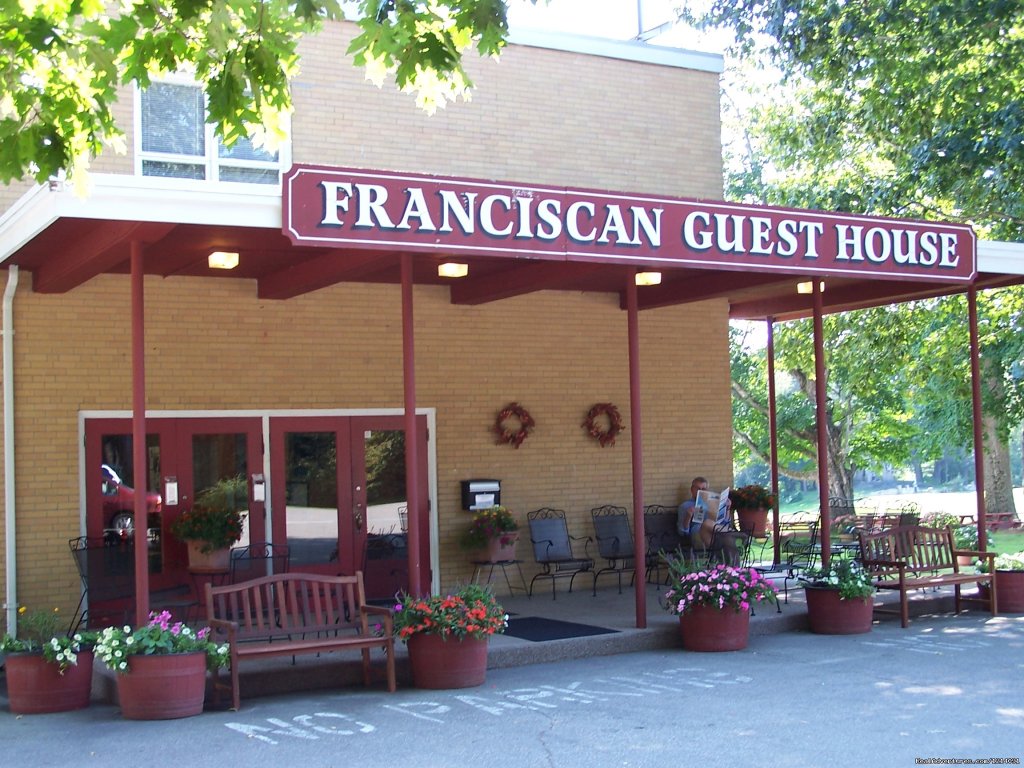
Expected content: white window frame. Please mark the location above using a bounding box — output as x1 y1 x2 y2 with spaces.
133 74 291 186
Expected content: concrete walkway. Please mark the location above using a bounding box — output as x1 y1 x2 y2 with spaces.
92 577 990 708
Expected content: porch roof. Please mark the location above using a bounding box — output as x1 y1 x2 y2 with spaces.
2 174 1022 320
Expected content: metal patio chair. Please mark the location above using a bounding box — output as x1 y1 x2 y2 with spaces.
590 505 636 595
642 504 686 585
526 508 594 599
229 542 291 584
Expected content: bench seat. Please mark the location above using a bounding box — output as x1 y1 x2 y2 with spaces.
858 525 998 628
206 571 396 710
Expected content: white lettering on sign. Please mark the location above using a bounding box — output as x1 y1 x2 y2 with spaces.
319 182 353 226
683 213 823 259
835 225 959 269
289 167 976 281
438 190 476 235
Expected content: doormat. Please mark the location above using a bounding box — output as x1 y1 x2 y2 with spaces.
503 616 618 642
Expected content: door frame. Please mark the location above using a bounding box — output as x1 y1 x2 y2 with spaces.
79 408 439 593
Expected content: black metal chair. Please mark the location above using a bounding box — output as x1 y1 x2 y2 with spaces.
68 535 189 630
229 542 291 584
590 505 636 595
526 508 594 599
643 504 686 585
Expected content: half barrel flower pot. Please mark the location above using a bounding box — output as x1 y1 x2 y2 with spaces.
406 633 489 688
116 651 207 720
678 605 750 651
994 569 1024 613
5 650 94 714
804 586 873 634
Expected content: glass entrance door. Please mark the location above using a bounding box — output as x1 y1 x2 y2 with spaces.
85 417 263 597
269 415 430 599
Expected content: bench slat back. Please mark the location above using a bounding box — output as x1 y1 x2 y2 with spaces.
208 571 369 641
858 525 957 576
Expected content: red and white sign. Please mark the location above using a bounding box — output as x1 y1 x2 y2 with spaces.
283 165 977 282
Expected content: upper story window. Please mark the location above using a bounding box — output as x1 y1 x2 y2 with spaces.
136 80 288 184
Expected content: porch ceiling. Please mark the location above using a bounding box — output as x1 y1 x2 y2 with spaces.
3 178 1022 321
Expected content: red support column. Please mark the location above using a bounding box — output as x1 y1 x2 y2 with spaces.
968 285 987 547
767 317 781 564
812 282 831 569
401 254 423 595
130 241 150 624
626 277 646 629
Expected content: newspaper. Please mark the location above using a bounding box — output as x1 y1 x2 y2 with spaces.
692 487 730 526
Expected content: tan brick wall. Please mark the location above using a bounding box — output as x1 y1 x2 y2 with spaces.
0 19 729 613
293 23 723 199
4 269 731 611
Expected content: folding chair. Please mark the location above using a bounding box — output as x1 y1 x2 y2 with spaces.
526 508 594 599
590 505 636 595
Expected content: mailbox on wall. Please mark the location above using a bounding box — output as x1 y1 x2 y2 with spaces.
460 479 501 511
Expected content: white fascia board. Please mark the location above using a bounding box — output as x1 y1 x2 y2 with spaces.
507 28 724 74
978 239 1024 276
0 175 281 263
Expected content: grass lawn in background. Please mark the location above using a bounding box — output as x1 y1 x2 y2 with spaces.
776 488 1024 555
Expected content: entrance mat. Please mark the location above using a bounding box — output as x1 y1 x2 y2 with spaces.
503 616 618 642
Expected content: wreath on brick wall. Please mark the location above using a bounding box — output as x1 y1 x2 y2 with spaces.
494 402 535 449
582 402 624 447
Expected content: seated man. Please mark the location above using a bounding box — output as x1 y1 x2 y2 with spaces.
677 476 748 566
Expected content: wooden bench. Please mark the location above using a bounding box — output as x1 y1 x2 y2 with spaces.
205 571 396 710
858 525 998 628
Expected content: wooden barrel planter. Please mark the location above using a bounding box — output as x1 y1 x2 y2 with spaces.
995 569 1024 613
406 634 489 689
803 586 874 634
5 650 94 714
677 605 751 652
116 652 207 720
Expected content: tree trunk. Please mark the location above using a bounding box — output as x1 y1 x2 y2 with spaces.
983 413 1016 514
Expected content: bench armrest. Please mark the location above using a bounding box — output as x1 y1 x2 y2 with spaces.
952 548 994 563
359 604 395 635
207 616 240 645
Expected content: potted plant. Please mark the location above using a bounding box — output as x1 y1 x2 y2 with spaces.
799 552 876 634
393 583 507 688
992 551 1024 613
728 484 777 536
458 505 519 563
170 475 247 570
94 610 230 720
1 606 96 714
663 558 778 651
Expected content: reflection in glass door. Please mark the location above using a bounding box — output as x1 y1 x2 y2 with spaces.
190 432 251 551
361 429 408 600
270 419 352 573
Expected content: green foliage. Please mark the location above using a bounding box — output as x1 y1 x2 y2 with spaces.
994 551 1024 571
94 610 229 673
392 583 507 641
690 0 1024 241
0 0 527 183
663 559 778 615
0 606 95 672
169 475 247 551
458 505 518 550
800 552 876 600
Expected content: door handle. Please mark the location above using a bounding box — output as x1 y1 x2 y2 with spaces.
354 505 364 531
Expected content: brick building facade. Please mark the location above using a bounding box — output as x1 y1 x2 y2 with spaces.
0 22 733 620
